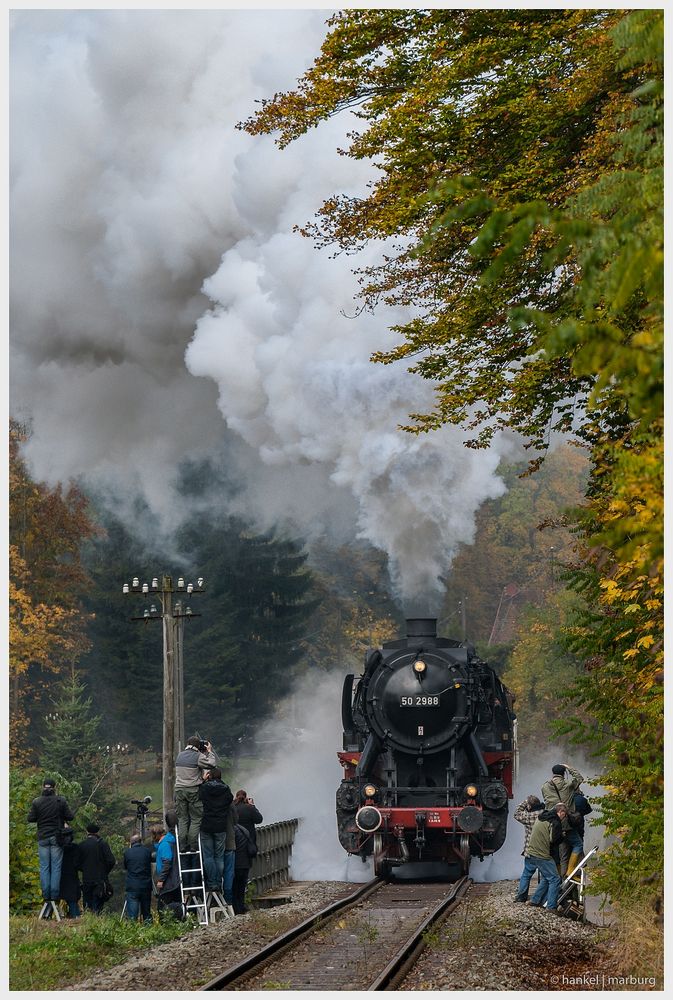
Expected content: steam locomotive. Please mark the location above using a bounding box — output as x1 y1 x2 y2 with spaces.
337 618 517 879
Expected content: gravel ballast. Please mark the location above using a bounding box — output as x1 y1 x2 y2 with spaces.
65 879 630 992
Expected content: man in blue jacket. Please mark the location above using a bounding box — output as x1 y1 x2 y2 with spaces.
123 833 153 922
154 812 181 913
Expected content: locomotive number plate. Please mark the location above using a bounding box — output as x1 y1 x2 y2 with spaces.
399 695 440 707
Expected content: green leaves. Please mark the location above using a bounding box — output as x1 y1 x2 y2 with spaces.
245 7 663 912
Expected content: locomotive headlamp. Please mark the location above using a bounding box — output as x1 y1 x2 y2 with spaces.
413 660 427 674
465 784 478 799
363 783 377 799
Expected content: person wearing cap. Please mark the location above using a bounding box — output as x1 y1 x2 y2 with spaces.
77 822 116 914
541 763 585 876
541 763 584 811
525 802 568 914
27 778 75 904
513 795 544 902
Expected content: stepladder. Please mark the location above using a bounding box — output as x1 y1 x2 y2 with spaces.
175 830 208 925
38 900 61 921
557 845 599 920
175 831 234 924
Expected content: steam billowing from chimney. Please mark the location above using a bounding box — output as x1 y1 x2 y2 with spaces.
11 10 514 605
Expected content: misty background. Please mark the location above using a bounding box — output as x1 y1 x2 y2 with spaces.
10 8 517 610
10 10 592 881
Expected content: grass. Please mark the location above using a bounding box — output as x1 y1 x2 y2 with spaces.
9 911 195 991
606 893 664 987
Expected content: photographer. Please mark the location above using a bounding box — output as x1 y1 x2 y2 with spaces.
234 790 263 846
513 795 544 903
174 736 216 852
199 768 233 893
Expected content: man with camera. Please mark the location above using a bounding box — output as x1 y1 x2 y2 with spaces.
174 736 217 852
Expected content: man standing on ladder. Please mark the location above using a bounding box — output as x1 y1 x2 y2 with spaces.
174 736 217 852
27 778 74 915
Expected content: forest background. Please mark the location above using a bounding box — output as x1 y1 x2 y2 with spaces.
9 6 662 971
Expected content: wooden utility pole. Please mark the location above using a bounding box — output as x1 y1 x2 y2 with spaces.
124 573 204 821
459 597 467 642
161 576 176 816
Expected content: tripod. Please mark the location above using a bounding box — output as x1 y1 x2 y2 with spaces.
131 797 152 840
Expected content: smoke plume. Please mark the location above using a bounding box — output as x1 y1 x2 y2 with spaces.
11 10 514 606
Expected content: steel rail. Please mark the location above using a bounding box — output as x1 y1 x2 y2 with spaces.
200 877 383 991
369 875 472 990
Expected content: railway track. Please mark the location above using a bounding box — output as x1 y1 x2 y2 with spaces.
201 876 472 991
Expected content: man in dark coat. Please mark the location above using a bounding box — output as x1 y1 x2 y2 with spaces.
232 823 257 915
27 777 74 903
198 768 233 892
58 826 81 917
123 833 153 922
77 822 116 914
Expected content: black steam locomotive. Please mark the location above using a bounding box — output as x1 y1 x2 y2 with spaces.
337 618 517 879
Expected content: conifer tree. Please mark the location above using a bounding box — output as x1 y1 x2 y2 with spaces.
40 669 126 829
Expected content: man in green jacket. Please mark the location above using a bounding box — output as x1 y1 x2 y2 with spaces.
541 763 584 810
541 763 584 876
519 803 567 913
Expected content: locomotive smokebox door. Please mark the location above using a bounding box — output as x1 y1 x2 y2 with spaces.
366 651 472 755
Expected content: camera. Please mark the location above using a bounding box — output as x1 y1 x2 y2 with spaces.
131 795 152 813
198 739 209 753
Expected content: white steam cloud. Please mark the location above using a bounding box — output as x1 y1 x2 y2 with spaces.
239 671 372 883
11 10 514 605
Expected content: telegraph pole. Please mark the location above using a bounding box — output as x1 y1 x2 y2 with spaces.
458 597 467 642
123 574 204 818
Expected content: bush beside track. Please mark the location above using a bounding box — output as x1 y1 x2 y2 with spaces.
8 911 194 991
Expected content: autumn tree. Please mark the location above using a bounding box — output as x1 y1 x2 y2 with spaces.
244 9 663 907
440 443 589 643
9 421 98 757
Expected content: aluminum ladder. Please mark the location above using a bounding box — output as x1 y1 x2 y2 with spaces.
205 889 235 922
557 845 599 920
38 900 61 921
175 831 209 925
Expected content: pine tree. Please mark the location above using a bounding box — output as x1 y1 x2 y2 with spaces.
39 668 126 834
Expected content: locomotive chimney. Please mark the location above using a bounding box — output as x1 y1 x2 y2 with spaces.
405 618 437 638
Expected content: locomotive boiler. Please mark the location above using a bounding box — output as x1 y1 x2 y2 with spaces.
337 618 517 879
